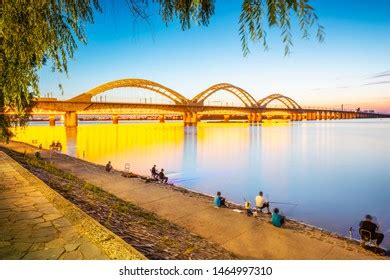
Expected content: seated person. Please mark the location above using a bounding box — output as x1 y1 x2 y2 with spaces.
159 169 168 183
214 191 226 208
151 165 158 179
56 141 62 151
359 214 384 246
255 191 271 214
271 208 285 227
245 200 253 216
105 161 113 172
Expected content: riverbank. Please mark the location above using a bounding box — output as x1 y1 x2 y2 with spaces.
1 141 387 259
0 151 145 260
0 144 237 260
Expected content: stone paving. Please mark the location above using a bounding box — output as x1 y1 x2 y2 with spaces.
0 151 145 260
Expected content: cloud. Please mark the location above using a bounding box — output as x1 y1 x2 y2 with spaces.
310 71 390 91
372 73 390 78
362 80 390 86
369 70 390 79
310 85 351 91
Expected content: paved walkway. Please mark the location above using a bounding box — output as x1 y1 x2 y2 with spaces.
2 142 385 259
0 151 145 260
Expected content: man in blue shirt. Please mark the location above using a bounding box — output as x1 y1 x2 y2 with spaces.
214 191 225 208
271 208 285 227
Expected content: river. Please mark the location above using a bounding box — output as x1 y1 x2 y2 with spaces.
12 119 390 248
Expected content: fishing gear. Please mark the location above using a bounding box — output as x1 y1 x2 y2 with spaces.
269 201 298 206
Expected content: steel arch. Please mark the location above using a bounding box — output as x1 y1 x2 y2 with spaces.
191 83 258 107
258 94 301 109
67 79 189 105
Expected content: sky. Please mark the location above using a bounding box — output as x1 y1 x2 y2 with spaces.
38 0 390 113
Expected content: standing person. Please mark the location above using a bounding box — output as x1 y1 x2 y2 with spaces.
214 191 225 208
271 208 285 227
255 191 271 214
105 161 113 172
359 214 384 246
159 168 168 183
151 165 158 179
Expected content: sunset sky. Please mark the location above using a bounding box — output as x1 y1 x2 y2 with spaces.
39 0 390 113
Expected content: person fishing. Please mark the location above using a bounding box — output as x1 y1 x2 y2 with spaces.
359 214 384 246
255 191 271 214
159 168 168 183
244 199 253 216
151 165 158 179
271 208 285 227
105 161 113 172
56 141 62 151
214 191 226 208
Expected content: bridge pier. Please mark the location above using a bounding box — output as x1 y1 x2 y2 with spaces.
291 113 297 121
112 114 119 124
184 112 198 126
64 111 78 127
158 114 165 123
256 113 263 123
49 115 56 126
250 113 258 123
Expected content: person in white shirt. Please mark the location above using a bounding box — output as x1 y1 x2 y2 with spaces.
255 191 270 214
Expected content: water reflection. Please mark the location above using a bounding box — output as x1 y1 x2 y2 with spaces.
12 120 390 248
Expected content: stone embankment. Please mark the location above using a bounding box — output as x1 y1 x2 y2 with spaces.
0 151 145 260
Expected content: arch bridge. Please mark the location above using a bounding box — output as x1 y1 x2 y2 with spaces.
30 78 385 126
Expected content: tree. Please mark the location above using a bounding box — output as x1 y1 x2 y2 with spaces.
1 0 323 140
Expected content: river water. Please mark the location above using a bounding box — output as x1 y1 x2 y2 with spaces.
12 119 390 248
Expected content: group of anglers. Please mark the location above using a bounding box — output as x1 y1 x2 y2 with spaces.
104 161 386 249
105 162 169 184
214 191 386 248
48 141 62 151
214 191 285 228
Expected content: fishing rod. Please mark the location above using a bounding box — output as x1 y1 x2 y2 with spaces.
269 201 298 206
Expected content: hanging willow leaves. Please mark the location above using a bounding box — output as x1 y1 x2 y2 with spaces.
239 0 325 56
1 0 101 140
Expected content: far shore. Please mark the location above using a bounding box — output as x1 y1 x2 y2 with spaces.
1 140 387 259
